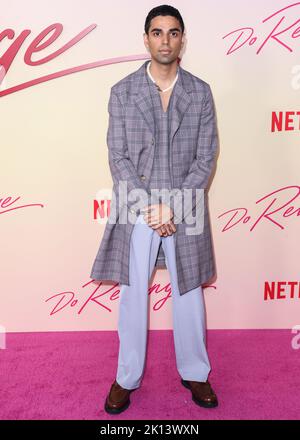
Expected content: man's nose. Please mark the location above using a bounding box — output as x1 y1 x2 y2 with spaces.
162 34 170 45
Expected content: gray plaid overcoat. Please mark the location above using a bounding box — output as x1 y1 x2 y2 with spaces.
90 60 218 295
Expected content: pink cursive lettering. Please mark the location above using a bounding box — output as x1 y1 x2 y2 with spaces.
0 195 43 214
223 2 300 55
0 22 148 97
45 279 216 316
218 185 300 232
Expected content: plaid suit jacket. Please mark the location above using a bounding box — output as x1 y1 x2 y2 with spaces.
90 60 218 295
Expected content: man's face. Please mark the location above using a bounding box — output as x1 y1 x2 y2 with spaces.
143 15 184 65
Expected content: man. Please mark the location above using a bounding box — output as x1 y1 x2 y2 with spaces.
90 4 219 414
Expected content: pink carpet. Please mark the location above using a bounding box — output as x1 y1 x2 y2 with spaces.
0 330 299 420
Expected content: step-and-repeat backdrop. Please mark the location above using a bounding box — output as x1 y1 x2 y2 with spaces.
1 0 299 332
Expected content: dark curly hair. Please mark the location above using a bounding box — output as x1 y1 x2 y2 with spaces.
144 4 185 35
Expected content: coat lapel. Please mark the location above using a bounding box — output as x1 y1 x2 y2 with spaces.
168 66 192 143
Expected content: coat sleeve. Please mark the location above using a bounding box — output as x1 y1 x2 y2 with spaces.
170 83 218 224
107 88 153 214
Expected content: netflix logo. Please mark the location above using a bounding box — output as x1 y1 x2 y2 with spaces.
93 199 111 219
264 281 300 300
271 111 300 132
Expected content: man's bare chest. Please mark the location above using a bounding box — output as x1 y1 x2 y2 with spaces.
159 89 173 113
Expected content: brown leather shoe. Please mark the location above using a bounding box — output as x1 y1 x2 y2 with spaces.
104 380 135 414
181 379 218 408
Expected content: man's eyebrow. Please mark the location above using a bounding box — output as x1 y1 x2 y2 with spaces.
150 28 181 33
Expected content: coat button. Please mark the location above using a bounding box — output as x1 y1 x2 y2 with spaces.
140 175 146 181
129 208 136 214
152 138 155 144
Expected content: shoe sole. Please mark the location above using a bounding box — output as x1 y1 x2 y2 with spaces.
104 396 131 414
181 379 218 408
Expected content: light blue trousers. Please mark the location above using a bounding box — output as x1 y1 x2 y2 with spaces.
116 214 211 390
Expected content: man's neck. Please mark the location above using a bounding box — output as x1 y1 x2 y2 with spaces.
148 59 178 86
